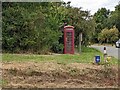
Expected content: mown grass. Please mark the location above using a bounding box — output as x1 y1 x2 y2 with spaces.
2 47 118 65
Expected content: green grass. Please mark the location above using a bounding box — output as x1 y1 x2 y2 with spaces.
2 47 118 65
0 79 8 86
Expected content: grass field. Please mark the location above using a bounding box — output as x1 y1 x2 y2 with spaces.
2 47 118 65
2 47 118 88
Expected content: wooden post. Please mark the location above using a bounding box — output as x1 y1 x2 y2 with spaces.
79 33 82 53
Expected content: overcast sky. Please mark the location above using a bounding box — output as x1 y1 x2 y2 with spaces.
63 0 119 15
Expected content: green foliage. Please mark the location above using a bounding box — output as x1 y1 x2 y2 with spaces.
107 4 120 34
2 2 96 53
93 8 110 43
51 41 63 53
93 4 120 43
94 8 110 24
2 2 63 53
98 26 119 44
2 4 36 52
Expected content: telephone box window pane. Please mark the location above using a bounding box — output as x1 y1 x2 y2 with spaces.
66 32 72 52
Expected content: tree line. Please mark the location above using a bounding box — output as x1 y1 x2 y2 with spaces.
2 2 120 54
93 6 120 43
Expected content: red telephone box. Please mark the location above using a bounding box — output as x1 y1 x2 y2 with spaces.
64 26 74 54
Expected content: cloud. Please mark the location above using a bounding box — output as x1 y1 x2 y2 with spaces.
63 0 119 15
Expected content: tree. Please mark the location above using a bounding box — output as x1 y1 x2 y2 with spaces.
93 8 110 43
2 2 96 53
107 4 120 34
109 26 119 43
98 26 119 44
2 3 37 52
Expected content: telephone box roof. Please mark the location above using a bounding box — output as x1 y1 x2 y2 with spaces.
64 25 74 29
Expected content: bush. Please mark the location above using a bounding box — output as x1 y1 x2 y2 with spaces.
98 26 119 44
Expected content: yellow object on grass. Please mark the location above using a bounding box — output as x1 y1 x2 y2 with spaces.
107 56 111 61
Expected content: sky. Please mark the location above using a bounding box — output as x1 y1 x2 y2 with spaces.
63 0 119 15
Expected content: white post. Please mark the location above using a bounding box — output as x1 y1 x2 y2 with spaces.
104 47 107 55
104 47 107 62
104 47 107 71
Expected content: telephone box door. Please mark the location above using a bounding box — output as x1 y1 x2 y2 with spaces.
64 26 74 54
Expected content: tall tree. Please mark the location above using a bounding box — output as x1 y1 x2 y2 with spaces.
93 8 110 43
107 4 120 34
